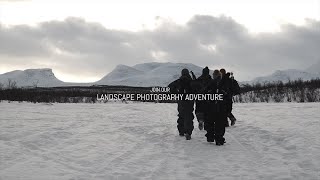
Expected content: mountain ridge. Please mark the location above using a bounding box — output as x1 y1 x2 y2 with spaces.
245 69 320 84
0 68 65 87
1 62 319 87
96 62 204 87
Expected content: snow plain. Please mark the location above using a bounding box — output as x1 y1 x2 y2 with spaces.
1 102 320 180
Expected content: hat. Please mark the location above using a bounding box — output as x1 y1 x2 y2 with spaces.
202 66 209 75
220 68 226 75
213 69 221 79
181 68 189 76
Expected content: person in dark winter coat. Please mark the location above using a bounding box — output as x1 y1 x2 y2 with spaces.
168 68 195 140
220 69 236 127
194 67 212 130
226 72 239 125
204 69 227 145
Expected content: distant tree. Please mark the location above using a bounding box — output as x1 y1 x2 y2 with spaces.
32 80 39 88
7 79 17 89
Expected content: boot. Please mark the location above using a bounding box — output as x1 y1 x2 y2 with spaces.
198 120 204 130
230 117 236 126
185 133 191 140
215 137 226 146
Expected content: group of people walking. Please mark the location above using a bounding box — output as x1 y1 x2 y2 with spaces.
168 67 240 146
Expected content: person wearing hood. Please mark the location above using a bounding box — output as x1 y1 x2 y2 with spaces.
194 66 212 130
168 68 195 140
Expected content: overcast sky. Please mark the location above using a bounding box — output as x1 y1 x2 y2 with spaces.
0 0 319 82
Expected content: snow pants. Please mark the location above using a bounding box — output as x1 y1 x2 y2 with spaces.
195 101 209 130
177 101 194 135
205 103 227 143
226 98 235 126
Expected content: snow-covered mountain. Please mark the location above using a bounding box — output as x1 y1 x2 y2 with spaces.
0 63 209 88
96 62 206 87
247 69 320 84
0 68 66 87
2 62 318 88
306 60 320 75
100 64 145 82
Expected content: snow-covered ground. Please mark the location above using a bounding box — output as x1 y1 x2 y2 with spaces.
1 102 320 180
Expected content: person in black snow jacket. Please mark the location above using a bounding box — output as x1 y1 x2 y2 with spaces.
194 67 212 130
228 72 241 124
204 69 227 145
220 69 236 127
168 68 195 140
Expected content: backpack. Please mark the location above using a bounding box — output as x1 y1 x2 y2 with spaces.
231 79 241 95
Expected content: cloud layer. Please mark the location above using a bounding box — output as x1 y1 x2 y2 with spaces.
0 15 319 81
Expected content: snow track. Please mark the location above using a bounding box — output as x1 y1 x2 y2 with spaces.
1 102 320 179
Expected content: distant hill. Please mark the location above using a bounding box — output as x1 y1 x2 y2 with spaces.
245 69 320 84
1 62 318 88
306 60 320 75
0 68 66 87
96 62 207 87
0 63 208 87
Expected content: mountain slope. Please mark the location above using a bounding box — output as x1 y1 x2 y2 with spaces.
132 62 166 72
0 68 66 87
306 60 320 74
2 63 318 88
0 63 209 88
96 62 205 87
101 64 144 81
248 69 320 84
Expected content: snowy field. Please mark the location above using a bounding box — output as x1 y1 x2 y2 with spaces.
1 102 320 180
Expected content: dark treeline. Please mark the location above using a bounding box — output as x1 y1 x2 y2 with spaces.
0 85 153 103
234 79 320 103
0 79 320 103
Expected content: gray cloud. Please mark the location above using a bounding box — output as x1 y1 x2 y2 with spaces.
0 0 29 1
0 16 319 81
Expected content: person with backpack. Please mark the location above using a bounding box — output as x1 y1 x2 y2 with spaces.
227 72 241 125
192 67 212 130
219 69 240 126
168 68 195 140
